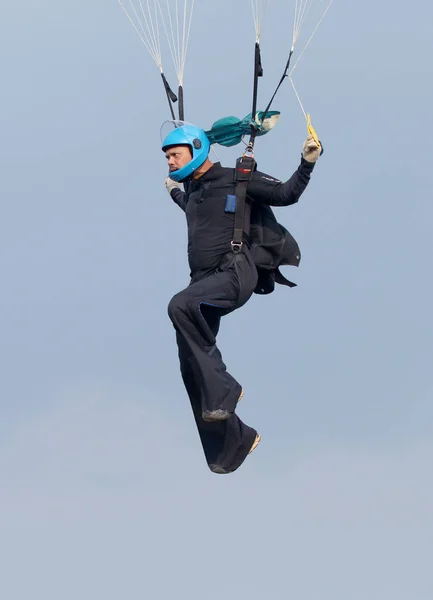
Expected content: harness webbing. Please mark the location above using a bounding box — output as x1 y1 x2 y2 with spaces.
231 156 256 253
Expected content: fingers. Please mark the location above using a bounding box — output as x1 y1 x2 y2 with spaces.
165 177 181 196
305 134 320 149
302 135 322 162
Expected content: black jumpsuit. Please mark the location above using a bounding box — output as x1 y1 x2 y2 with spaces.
167 158 315 473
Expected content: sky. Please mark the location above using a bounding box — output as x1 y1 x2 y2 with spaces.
1 1 433 598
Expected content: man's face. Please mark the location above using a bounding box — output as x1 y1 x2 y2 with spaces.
165 145 192 173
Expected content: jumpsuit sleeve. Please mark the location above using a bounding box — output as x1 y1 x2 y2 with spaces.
170 188 187 212
247 156 316 207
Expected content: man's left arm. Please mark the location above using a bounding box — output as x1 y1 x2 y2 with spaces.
248 135 323 207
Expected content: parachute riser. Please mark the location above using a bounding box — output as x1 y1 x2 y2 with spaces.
161 73 178 121
246 41 264 157
262 48 294 120
159 75 186 123
178 85 185 121
246 43 295 157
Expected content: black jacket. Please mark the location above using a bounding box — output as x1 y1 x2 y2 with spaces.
170 157 315 294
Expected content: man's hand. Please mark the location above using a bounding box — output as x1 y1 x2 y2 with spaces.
302 134 323 163
165 177 181 196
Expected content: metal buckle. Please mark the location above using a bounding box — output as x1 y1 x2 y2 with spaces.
243 142 255 158
231 241 243 253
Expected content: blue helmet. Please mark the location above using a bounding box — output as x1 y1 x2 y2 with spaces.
161 122 211 182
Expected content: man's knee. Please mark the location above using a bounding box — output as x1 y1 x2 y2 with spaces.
167 290 189 323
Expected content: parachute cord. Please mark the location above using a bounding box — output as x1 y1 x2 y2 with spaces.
156 0 194 88
158 1 181 78
290 0 334 77
118 0 195 119
290 77 321 146
251 0 265 42
154 0 162 61
294 0 314 46
292 0 297 46
210 144 221 162
118 0 162 67
251 0 258 40
141 0 160 60
180 0 195 85
258 0 333 119
136 0 162 64
289 76 307 120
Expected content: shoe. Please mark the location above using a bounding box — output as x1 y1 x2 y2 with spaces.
202 389 244 422
208 433 261 474
248 433 261 454
208 464 231 474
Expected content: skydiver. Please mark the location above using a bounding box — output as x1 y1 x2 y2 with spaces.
162 123 322 474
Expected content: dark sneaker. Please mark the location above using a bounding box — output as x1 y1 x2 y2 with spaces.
208 433 261 474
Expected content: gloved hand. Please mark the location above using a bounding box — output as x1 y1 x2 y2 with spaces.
302 134 323 163
165 177 181 196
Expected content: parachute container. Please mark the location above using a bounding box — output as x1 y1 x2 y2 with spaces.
205 111 281 148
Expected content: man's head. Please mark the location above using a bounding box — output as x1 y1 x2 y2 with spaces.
165 145 193 174
161 122 211 182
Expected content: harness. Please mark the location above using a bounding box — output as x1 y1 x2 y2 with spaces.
230 38 260 254
231 155 256 253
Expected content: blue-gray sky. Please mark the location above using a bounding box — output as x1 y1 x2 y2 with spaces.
1 1 433 598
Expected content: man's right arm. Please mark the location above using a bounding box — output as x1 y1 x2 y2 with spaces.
165 178 187 212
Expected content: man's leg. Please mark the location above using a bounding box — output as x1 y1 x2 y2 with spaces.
168 260 252 420
176 330 258 474
170 252 260 473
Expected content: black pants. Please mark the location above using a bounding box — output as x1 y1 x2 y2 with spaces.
167 249 259 474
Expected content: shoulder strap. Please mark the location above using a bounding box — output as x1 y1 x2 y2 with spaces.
232 156 256 253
